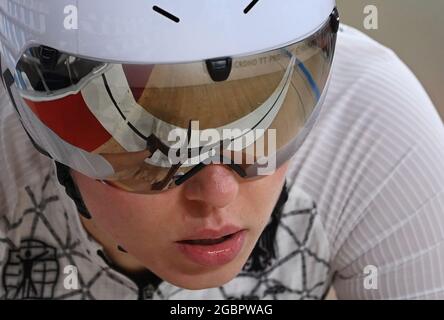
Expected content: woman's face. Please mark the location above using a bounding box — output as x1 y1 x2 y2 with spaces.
71 162 289 289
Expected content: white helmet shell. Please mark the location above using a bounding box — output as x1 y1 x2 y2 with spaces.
0 0 335 67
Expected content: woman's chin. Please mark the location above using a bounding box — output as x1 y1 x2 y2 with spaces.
145 254 250 290
164 266 243 290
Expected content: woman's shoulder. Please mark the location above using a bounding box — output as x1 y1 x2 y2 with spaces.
320 24 442 158
287 24 444 262
0 86 53 214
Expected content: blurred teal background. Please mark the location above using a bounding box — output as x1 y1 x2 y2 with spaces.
336 0 444 119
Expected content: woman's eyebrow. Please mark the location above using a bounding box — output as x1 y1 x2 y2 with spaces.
152 5 180 23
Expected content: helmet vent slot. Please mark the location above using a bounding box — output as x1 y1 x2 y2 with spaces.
244 0 260 14
152 5 180 23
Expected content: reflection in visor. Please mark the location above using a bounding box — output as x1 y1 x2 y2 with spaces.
11 11 338 193
95 51 318 190
16 46 108 99
98 52 297 165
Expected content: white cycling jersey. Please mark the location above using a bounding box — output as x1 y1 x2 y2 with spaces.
1 25 444 300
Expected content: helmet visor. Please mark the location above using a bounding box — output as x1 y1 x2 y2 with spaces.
12 14 337 194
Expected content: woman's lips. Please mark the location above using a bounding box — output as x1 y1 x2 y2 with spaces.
175 228 247 267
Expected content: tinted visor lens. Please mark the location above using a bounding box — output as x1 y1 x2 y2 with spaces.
12 15 337 194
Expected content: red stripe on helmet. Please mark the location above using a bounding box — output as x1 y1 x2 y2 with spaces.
23 93 112 152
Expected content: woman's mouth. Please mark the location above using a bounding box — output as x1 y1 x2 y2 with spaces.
175 228 247 267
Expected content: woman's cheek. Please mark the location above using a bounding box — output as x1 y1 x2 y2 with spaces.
93 193 170 240
72 171 170 244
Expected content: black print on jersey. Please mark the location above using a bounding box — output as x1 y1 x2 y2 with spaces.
2 239 59 299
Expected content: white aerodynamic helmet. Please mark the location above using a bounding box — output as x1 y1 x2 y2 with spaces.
0 0 339 194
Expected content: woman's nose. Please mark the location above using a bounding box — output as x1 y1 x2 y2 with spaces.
182 164 240 208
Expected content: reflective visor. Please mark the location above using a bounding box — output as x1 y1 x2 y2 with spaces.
11 14 337 194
